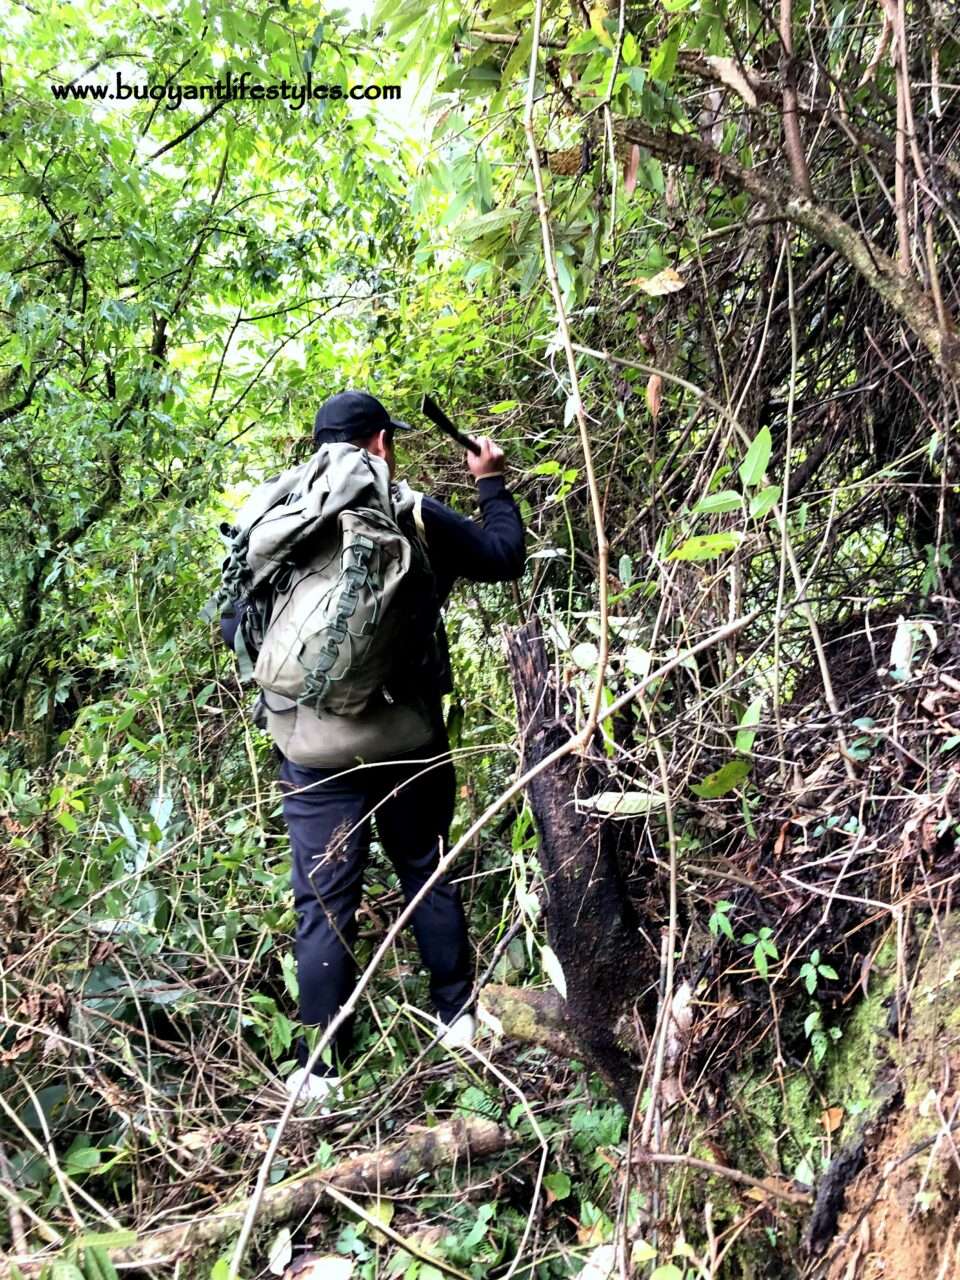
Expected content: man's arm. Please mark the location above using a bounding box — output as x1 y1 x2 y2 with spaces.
419 436 525 589
219 596 248 651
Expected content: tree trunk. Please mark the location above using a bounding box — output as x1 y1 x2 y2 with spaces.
504 618 646 1104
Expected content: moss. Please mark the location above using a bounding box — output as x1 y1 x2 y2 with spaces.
683 1135 751 1225
664 951 899 1275
890 915 960 1134
822 948 898 1144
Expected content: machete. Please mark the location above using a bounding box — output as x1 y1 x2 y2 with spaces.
421 394 482 456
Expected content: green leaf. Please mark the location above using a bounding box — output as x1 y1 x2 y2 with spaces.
649 28 680 81
819 965 839 980
281 951 299 1002
544 1171 572 1199
571 641 599 670
83 1247 120 1280
734 697 764 755
65 1146 102 1174
632 1239 657 1263
579 790 666 815
458 1085 503 1121
716 911 734 940
694 490 742 515
749 484 781 518
690 758 751 798
668 531 741 561
462 1202 496 1249
738 427 772 487
458 207 521 241
588 5 615 49
75 1232 138 1251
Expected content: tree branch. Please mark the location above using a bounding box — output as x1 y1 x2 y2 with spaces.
0 369 45 424
617 119 960 380
146 96 231 162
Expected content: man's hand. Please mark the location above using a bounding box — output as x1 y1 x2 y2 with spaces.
467 436 506 481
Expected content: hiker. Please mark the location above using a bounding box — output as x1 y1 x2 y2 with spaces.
218 390 525 1104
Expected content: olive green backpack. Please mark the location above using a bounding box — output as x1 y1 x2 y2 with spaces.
207 443 438 719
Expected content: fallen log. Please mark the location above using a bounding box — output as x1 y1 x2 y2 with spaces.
479 983 576 1057
4 1116 506 1274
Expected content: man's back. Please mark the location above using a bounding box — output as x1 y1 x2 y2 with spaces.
221 437 524 768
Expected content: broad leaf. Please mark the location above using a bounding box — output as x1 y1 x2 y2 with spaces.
690 759 751 798
734 698 764 754
738 427 772 487
542 945 567 999
694 490 742 514
668 532 741 561
579 790 667 815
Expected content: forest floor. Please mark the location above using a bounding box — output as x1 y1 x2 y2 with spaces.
3 600 960 1279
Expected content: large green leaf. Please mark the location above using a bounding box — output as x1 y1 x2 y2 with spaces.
691 759 752 798
668 532 741 561
739 428 772 488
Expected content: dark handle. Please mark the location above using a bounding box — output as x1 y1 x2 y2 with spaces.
421 394 482 456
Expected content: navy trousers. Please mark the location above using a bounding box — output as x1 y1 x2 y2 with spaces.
278 738 473 1076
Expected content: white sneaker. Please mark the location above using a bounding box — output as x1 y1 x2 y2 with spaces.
285 1067 343 1114
440 1013 477 1050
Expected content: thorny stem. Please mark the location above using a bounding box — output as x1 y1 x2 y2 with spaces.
779 0 813 196
522 0 610 739
773 236 798 773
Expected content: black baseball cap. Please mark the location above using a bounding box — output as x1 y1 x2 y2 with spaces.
313 390 413 444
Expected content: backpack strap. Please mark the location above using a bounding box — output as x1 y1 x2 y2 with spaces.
412 490 427 545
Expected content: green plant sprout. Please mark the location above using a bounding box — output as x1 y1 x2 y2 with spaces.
741 926 778 979
799 948 839 995
804 1008 842 1067
708 900 735 940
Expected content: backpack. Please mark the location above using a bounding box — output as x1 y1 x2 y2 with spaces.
206 443 440 718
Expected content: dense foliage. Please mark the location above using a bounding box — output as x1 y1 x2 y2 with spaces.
2 0 959 1276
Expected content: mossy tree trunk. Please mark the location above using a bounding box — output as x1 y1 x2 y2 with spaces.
504 617 646 1105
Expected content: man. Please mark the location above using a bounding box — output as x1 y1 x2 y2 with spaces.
222 390 525 1105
